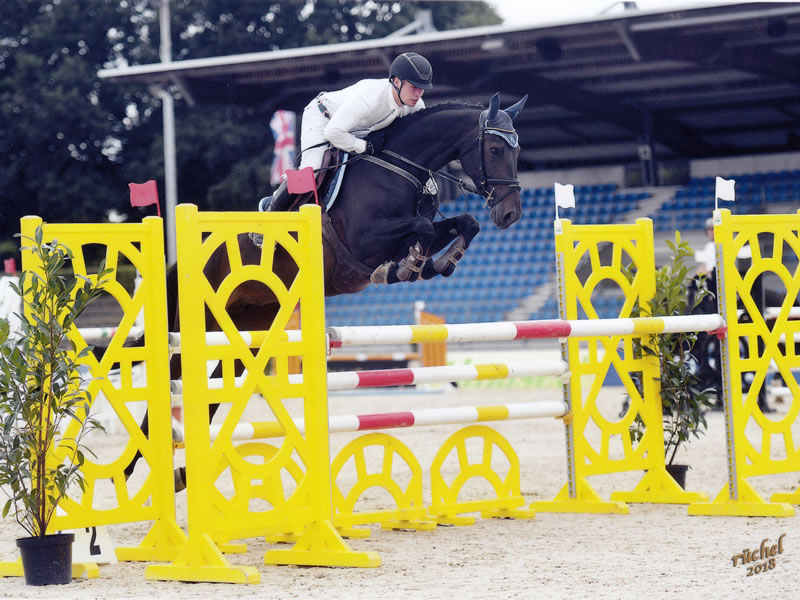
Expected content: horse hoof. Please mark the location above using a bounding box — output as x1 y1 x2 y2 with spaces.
174 467 187 493
370 263 392 285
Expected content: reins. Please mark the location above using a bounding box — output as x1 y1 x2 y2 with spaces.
365 124 521 209
298 122 520 209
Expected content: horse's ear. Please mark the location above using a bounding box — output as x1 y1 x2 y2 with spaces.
504 94 528 121
487 93 500 120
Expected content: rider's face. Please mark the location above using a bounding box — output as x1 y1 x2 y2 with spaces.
393 78 425 106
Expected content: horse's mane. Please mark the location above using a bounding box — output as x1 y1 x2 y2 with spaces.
383 101 483 134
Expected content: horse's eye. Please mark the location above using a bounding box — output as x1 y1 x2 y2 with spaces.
490 146 502 156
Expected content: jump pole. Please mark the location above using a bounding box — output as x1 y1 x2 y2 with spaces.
326 314 726 347
169 360 569 396
178 400 570 443
166 314 724 354
77 325 145 341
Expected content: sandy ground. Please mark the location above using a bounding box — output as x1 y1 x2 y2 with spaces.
1 385 799 600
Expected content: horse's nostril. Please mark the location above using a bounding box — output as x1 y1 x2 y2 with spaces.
503 209 520 228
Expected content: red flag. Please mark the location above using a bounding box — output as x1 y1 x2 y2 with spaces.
285 167 319 205
129 180 161 217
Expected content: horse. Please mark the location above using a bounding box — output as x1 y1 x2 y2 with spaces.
123 92 528 487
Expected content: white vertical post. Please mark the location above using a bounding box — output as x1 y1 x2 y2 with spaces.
160 0 177 265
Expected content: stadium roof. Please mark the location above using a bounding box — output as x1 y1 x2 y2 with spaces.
100 2 800 171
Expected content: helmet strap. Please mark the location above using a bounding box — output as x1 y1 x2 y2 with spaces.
391 77 406 106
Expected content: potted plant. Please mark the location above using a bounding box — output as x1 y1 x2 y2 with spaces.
0 228 108 585
626 231 717 488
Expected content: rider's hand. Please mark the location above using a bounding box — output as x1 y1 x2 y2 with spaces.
365 131 385 155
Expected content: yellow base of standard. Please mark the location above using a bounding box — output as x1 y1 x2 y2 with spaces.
688 481 794 517
532 478 629 514
264 520 381 568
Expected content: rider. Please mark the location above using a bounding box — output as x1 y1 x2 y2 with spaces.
265 51 433 212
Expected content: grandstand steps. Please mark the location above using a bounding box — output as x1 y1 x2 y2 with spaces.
506 281 554 322
507 186 671 320
625 186 679 223
762 201 798 215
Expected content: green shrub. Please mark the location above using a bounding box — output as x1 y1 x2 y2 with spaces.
0 228 110 537
626 232 717 465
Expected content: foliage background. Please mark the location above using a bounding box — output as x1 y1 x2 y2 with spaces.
0 0 501 258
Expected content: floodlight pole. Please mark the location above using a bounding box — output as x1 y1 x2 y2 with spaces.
159 0 177 265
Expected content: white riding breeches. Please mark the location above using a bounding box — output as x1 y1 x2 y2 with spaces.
298 104 330 172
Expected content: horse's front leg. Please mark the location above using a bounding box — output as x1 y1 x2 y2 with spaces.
421 214 480 279
366 217 436 285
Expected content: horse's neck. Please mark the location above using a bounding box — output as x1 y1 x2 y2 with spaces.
392 109 479 170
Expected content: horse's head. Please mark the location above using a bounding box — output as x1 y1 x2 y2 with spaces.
460 93 527 229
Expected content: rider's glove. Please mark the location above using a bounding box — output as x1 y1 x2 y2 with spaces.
364 131 385 155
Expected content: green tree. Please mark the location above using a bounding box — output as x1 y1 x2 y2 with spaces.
123 0 502 212
0 0 159 247
0 0 501 244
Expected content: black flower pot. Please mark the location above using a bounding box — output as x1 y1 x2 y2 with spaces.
666 463 689 489
16 533 75 586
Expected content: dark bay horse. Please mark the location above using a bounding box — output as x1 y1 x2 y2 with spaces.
125 93 528 484
215 93 527 334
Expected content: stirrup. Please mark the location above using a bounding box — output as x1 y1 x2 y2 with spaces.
258 196 272 212
250 195 272 247
248 231 263 248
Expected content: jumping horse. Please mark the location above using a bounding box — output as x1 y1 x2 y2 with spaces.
124 92 528 486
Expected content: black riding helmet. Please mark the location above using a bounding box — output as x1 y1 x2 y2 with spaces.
389 52 433 90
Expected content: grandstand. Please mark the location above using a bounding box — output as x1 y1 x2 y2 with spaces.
324 163 800 326
95 2 800 328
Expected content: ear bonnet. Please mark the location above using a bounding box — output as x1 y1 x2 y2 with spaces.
478 93 528 148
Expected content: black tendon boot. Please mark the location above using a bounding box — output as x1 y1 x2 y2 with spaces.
265 179 292 212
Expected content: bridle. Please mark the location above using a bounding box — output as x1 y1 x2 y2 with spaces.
472 125 521 207
362 121 521 209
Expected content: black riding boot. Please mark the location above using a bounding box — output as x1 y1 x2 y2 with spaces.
265 179 293 212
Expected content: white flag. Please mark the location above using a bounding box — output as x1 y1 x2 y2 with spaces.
554 182 575 209
715 176 735 202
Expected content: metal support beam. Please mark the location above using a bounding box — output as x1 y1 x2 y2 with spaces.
160 0 177 265
485 70 718 157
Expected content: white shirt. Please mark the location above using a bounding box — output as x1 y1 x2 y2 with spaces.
695 240 752 272
696 241 716 272
316 79 425 154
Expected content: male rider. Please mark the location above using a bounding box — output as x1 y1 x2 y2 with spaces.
264 52 433 211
